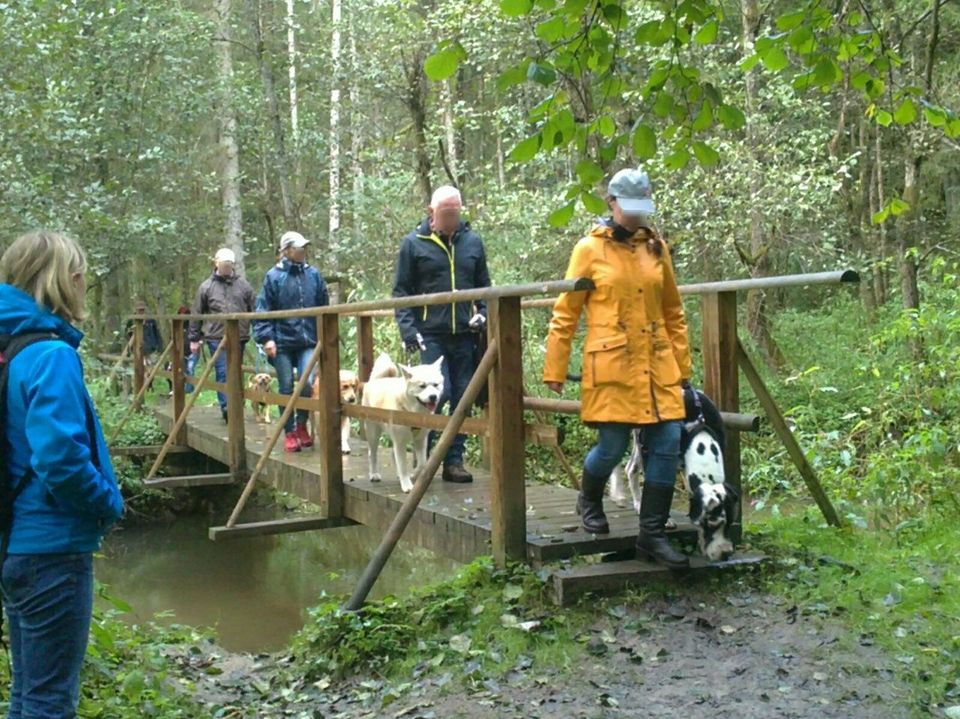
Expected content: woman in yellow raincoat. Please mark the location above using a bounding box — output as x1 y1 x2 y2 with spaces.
544 168 692 569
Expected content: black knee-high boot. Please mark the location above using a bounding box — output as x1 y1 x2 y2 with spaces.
636 484 689 568
576 468 610 534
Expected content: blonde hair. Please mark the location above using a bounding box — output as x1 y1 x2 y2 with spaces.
0 231 87 323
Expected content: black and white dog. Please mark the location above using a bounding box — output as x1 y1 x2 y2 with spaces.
609 387 738 561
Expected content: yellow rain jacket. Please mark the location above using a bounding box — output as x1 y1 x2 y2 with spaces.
543 223 692 425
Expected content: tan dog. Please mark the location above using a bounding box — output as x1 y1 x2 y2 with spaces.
248 373 273 423
311 369 361 454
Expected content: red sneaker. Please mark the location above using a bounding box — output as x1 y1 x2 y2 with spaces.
284 431 301 453
295 422 313 448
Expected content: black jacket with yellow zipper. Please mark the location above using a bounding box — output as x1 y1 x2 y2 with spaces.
393 218 491 342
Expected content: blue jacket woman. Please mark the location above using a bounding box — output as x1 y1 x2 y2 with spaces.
0 231 124 718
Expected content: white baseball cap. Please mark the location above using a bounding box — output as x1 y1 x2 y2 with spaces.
279 231 310 251
214 248 236 263
608 168 656 216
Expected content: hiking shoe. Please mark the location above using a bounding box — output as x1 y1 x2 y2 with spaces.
442 463 473 483
221 408 228 424
295 423 313 448
284 432 302 453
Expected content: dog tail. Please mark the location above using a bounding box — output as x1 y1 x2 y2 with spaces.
369 352 399 380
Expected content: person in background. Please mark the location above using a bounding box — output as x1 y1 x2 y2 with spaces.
0 231 125 718
125 300 163 393
543 168 693 569
253 232 329 452
187 248 256 422
392 186 491 484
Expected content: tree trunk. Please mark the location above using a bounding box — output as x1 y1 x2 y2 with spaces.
213 0 245 277
349 22 363 247
286 0 299 150
250 0 298 232
328 0 342 272
403 50 432 206
741 0 786 372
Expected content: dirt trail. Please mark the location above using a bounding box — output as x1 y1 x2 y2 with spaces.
176 582 912 719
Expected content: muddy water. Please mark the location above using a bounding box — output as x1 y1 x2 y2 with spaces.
95 515 461 653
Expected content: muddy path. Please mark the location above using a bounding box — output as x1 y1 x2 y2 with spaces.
175 580 913 719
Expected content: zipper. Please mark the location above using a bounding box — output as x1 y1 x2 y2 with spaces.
648 320 662 421
419 233 458 334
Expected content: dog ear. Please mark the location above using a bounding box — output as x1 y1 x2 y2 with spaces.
398 364 412 379
687 475 703 522
431 356 445 370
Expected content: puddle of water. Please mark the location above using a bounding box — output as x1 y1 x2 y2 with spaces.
95 515 461 653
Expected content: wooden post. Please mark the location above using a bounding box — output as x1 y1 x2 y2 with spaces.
487 297 526 565
107 341 173 445
106 334 134 388
317 315 344 517
357 315 374 383
736 340 842 527
132 318 145 396
170 319 187 445
700 291 742 543
225 320 247 480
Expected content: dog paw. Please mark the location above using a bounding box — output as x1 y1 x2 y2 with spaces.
369 473 381 482
633 500 643 515
341 447 351 455
665 517 678 530
400 481 414 493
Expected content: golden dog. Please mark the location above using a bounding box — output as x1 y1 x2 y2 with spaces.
248 373 273 424
311 369 360 454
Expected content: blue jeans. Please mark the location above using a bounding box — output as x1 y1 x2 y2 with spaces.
584 421 681 487
1 553 94 719
184 352 198 393
208 340 247 412
269 347 314 433
421 333 477 466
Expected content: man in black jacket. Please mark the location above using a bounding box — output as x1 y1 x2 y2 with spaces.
188 248 256 421
393 186 491 483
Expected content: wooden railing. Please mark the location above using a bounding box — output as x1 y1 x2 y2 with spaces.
119 269 858 601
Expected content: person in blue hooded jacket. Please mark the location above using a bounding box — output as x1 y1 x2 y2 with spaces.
253 231 330 453
0 230 124 719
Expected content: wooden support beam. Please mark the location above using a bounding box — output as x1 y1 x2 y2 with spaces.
224 320 247 480
105 334 134 386
343 404 487 435
551 552 768 606
357 315 374 383
109 444 193 457
170 319 187 445
145 339 226 480
132 319 145 396
143 473 234 489
701 291 742 543
522 397 760 432
344 340 499 611
209 516 358 541
488 297 526 565
318 314 344 518
736 339 843 528
107 340 173 445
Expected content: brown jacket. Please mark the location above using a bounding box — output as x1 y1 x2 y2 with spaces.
543 223 692 425
188 272 256 342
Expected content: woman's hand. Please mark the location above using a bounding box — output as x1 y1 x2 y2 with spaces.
545 381 564 395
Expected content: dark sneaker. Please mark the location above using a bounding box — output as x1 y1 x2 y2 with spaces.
221 408 228 424
442 463 473 483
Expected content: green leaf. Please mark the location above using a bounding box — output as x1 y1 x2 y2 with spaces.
548 201 576 227
692 141 720 167
787 27 816 55
692 101 713 131
499 0 533 17
526 61 557 86
893 98 917 125
776 10 806 30
813 57 841 86
632 124 657 160
652 91 674 118
924 106 947 127
889 198 910 216
509 134 541 163
947 119 960 139
664 147 691 170
596 115 616 138
635 19 661 44
580 190 608 215
875 110 893 127
536 16 568 42
740 53 762 72
694 20 718 45
760 46 789 72
424 50 460 81
871 207 889 224
575 159 605 185
497 63 528 92
717 104 746 130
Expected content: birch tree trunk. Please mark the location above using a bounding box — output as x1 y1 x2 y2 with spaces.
328 0 342 272
213 0 245 276
286 0 299 150
349 21 363 246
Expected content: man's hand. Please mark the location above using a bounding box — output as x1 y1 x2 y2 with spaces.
545 381 564 395
404 333 427 353
189 341 201 355
264 340 278 359
468 313 486 332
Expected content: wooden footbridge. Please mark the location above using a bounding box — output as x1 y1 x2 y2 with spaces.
110 271 857 605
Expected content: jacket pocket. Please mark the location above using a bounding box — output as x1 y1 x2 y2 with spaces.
653 344 681 387
585 334 630 387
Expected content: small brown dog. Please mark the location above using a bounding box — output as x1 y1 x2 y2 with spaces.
311 369 360 453
248 373 274 423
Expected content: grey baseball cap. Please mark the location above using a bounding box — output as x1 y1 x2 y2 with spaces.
608 168 655 216
279 231 310 251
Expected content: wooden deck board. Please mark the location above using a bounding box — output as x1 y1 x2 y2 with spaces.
151 403 705 563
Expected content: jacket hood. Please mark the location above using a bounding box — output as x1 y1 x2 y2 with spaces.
0 283 83 348
416 218 471 239
590 219 656 244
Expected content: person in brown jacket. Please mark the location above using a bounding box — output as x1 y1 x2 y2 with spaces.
543 168 693 569
188 248 256 422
